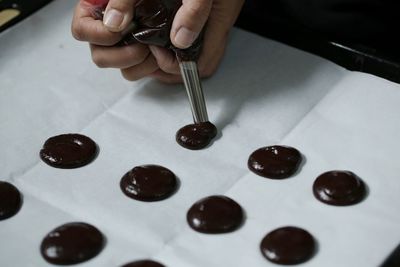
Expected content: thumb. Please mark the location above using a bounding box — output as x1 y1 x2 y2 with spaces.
103 0 137 32
171 0 213 49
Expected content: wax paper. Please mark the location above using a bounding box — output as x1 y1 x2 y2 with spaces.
1 1 399 266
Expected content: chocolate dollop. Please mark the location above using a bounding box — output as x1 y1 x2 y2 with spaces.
0 181 22 220
260 226 316 265
121 260 165 267
40 222 105 265
313 170 366 206
40 134 97 169
176 121 217 150
120 165 178 202
187 195 244 234
248 145 302 179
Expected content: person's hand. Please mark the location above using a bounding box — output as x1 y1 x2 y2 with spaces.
149 0 245 83
72 0 159 81
71 0 245 83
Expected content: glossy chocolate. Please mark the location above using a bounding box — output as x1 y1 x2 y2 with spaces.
120 165 177 202
40 134 97 169
41 222 105 265
187 195 243 234
0 181 22 220
260 226 316 265
176 121 217 150
313 170 366 206
121 260 165 267
127 0 203 60
128 0 180 47
248 145 302 179
91 0 202 61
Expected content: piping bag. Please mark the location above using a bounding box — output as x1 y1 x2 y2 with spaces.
87 0 210 124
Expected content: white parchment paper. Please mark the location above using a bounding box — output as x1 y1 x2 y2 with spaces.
1 1 399 266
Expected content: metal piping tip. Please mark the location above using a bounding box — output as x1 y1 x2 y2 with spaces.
179 61 209 124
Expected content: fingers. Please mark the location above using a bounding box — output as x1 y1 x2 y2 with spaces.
90 43 150 68
150 70 183 84
171 0 213 48
195 17 228 79
196 0 245 78
121 54 159 81
149 46 180 75
72 0 122 45
103 0 138 32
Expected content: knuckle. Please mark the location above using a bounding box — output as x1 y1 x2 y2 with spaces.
158 60 174 73
121 69 140 81
157 56 178 74
71 21 85 41
187 0 211 18
125 45 148 64
92 25 119 46
91 52 107 68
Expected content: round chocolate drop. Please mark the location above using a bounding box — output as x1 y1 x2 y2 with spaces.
313 170 366 206
121 260 165 267
176 121 217 150
0 181 22 220
120 165 177 202
40 134 97 168
248 146 302 179
187 195 244 234
40 222 105 265
260 226 316 265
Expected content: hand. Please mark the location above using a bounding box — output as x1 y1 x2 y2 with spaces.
149 0 245 83
72 0 158 81
71 0 245 83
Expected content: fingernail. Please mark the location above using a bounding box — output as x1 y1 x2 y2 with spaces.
103 9 124 29
174 27 197 48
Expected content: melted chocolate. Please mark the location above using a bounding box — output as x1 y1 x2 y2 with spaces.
248 145 302 179
128 0 180 47
176 122 217 150
127 0 203 61
313 170 366 206
40 134 97 168
187 195 243 234
0 181 22 220
121 260 165 267
260 226 316 265
120 165 177 202
92 0 202 61
41 222 105 265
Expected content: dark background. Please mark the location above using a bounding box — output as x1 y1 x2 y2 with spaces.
235 0 400 83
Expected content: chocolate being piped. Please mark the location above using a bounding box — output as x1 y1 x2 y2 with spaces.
0 181 22 220
129 0 180 46
40 134 97 169
313 170 366 206
40 222 105 265
260 226 316 265
120 165 177 202
187 195 244 234
121 260 165 267
91 0 202 61
248 145 302 179
176 121 217 150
